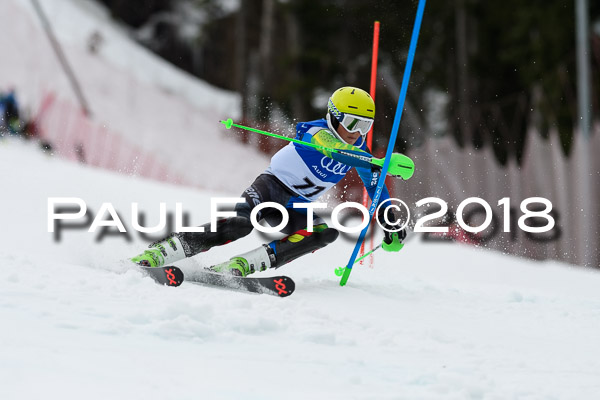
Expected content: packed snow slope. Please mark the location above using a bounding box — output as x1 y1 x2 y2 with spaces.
2 138 600 400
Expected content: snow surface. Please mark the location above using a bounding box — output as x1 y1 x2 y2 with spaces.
3 138 600 400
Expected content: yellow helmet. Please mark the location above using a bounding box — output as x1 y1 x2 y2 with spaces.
326 87 375 145
327 86 375 119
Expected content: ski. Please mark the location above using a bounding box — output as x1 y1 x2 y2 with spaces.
140 265 184 287
184 269 295 297
138 265 294 297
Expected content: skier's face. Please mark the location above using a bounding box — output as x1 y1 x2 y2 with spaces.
336 123 362 145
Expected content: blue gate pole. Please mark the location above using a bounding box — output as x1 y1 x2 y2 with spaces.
340 0 427 286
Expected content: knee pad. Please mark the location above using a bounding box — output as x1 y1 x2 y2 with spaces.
268 225 339 268
316 227 339 245
309 223 339 245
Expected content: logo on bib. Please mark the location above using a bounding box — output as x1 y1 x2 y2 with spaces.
320 157 352 175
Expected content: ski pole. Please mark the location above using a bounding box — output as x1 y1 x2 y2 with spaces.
219 118 414 179
334 244 382 276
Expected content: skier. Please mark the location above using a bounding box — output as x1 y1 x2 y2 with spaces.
131 86 411 276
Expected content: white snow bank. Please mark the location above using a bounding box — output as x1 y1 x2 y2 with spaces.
1 0 269 193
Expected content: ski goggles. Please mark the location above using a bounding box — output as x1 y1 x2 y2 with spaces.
337 113 374 136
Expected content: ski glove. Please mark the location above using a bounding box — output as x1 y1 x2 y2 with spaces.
377 208 406 252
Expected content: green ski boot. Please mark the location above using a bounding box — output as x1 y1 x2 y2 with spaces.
210 245 274 277
131 235 186 267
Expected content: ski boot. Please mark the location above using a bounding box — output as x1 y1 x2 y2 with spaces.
131 235 186 267
209 245 276 277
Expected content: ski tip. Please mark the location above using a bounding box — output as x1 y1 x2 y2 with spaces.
220 118 234 129
271 276 295 297
163 266 184 287
140 265 184 287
